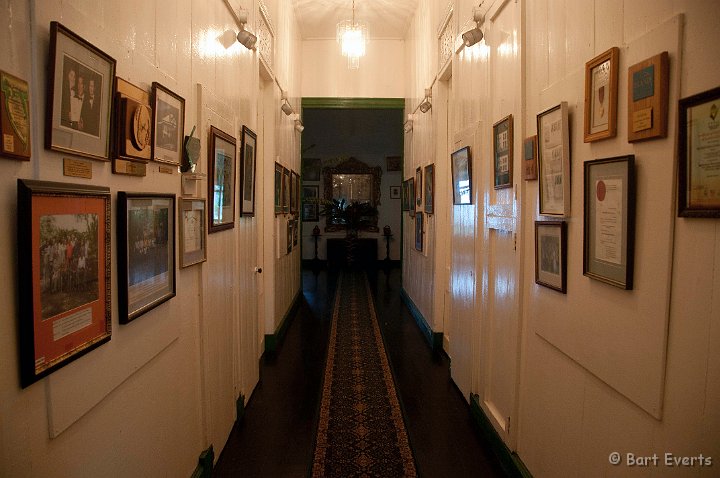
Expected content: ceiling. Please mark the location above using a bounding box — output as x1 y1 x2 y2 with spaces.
291 0 420 40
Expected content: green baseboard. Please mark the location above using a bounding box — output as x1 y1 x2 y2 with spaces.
264 289 302 353
190 445 214 478
400 288 443 351
469 394 532 478
236 394 245 423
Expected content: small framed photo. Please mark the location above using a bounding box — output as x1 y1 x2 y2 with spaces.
302 185 319 221
401 180 409 210
208 126 236 233
424 164 434 214
302 158 321 181
274 163 283 215
45 22 116 161
179 198 207 267
628 51 669 142
537 102 570 217
407 177 416 216
290 170 299 214
451 146 473 205
523 135 538 180
151 82 184 165
415 167 423 207
677 86 720 217
415 212 424 251
583 155 636 289
282 167 291 214
0 70 31 160
584 47 619 142
535 221 567 293
386 155 402 171
17 179 112 387
390 185 401 199
240 126 257 216
493 115 513 189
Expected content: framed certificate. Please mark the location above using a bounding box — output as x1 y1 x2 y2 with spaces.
537 103 571 216
584 47 619 142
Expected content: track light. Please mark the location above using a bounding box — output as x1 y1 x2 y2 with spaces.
281 101 293 116
419 88 432 114
294 120 304 133
462 7 484 47
236 9 257 50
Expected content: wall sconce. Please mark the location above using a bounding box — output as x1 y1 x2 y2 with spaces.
235 9 257 50
462 7 484 47
419 88 432 113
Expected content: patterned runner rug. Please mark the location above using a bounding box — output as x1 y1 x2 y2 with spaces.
312 271 417 477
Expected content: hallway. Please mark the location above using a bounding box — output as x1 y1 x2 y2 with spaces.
213 266 505 477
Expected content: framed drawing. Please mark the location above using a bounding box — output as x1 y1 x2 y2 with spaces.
677 86 720 217
584 47 619 142
0 70 31 160
151 82 184 165
407 177 415 217
302 185 319 221
535 221 567 293
537 102 570 217
282 167 291 214
415 167 422 207
274 163 283 215
523 135 538 180
302 158 321 181
290 170 299 214
46 22 116 161
240 126 257 216
415 212 424 251
628 51 669 142
583 155 636 289
424 164 434 214
17 179 111 387
118 192 176 323
386 156 402 171
208 126 236 232
493 115 513 189
179 198 207 267
390 185 401 199
451 146 472 205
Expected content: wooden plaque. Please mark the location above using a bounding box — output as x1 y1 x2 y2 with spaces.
627 51 669 142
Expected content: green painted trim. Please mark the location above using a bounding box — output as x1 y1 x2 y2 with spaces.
469 394 533 478
264 289 302 353
400 288 443 352
302 97 406 109
236 394 245 423
189 446 214 478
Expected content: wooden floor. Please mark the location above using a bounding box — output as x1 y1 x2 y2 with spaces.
213 266 506 477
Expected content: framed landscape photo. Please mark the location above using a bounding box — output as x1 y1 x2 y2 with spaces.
179 198 207 267
46 22 116 161
535 221 567 293
451 146 472 205
677 86 720 217
583 155 636 289
523 135 538 180
493 115 513 189
17 179 111 387
240 126 257 216
628 51 669 142
151 82 184 165
208 126 236 233
274 162 283 215
584 47 619 142
302 185 319 221
424 164 434 213
537 102 570 217
0 70 31 160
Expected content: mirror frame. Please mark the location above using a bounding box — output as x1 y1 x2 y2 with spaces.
323 157 382 232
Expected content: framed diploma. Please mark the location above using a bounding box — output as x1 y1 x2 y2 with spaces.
627 52 669 143
493 115 513 188
584 47 619 142
537 102 570 216
678 86 720 217
535 221 567 293
583 155 636 289
179 198 207 267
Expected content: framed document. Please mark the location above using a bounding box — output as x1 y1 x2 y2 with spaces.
240 126 257 216
0 70 31 160
424 164 434 213
583 155 636 289
451 146 473 205
493 115 513 188
208 126 236 232
179 198 207 267
678 86 720 217
535 221 567 293
537 102 570 217
627 52 669 142
523 135 538 180
151 82 185 165
17 179 111 387
584 47 619 142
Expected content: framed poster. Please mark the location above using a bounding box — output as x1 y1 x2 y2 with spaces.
627 51 669 142
677 86 720 217
17 179 111 387
179 198 207 267
274 162 283 215
117 192 176 323
390 185 401 199
535 221 567 293
493 115 513 189
584 47 619 142
415 211 424 251
407 177 416 217
240 126 257 216
583 155 636 289
523 135 538 180
151 82 184 165
451 146 472 205
208 126 236 233
282 167 291 214
0 70 31 160
537 102 570 217
46 22 116 161
302 185 319 221
290 170 299 214
424 164 434 213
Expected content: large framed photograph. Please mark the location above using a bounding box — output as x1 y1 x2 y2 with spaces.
240 126 257 216
17 179 111 387
208 126 236 233
179 198 207 267
537 102 570 216
415 212 424 251
118 192 176 323
451 146 472 205
628 51 669 142
493 115 513 189
274 162 283 215
45 22 116 161
583 155 636 289
424 164 434 214
151 82 185 165
302 185 319 221
677 86 720 217
584 47 619 142
535 221 567 293
0 70 31 160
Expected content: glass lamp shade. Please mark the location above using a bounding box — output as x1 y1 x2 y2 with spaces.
337 19 367 69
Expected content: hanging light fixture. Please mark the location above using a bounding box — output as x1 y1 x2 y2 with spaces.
337 0 367 69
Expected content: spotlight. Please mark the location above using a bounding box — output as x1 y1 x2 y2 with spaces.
462 7 485 48
419 88 432 114
294 120 304 133
236 8 257 50
281 100 293 116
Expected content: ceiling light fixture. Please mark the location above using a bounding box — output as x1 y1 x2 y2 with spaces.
337 0 367 69
462 6 485 48
236 9 257 50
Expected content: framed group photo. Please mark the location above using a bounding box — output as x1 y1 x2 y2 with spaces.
535 221 567 293
493 115 513 189
584 47 619 142
151 82 185 165
537 102 570 216
240 126 257 216
179 198 207 267
451 146 472 205
208 126 236 232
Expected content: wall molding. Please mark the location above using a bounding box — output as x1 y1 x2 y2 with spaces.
400 288 442 351
264 289 302 353
302 97 405 110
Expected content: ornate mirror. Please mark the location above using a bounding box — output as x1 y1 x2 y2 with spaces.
323 158 382 232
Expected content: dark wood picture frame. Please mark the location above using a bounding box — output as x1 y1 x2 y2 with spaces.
584 47 619 142
151 82 185 165
424 164 434 214
179 198 207 267
386 155 402 171
390 185 401 199
208 126 236 233
0 70 31 160
493 115 514 189
451 146 473 205
415 211 424 251
537 102 570 217
407 177 416 217
415 166 423 207
627 51 669 142
274 162 283 215
401 180 409 211
535 221 567 293
240 126 257 216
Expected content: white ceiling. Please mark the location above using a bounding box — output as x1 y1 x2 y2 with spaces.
292 0 420 40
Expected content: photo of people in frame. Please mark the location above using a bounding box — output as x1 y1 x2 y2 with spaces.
60 54 103 137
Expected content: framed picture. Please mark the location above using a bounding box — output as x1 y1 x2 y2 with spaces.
386 155 402 171
390 185 401 199
628 51 669 142
0 70 31 160
583 155 636 289
290 170 299 214
401 180 408 210
179 198 207 267
240 126 257 216
17 179 111 387
293 219 299 246
302 185 319 221
287 220 293 254
208 126 236 233
523 135 538 180
407 177 416 217
584 47 619 142
535 221 567 293
282 167 291 214
537 102 570 217
46 22 116 161
415 212 424 251
424 164 434 213
151 82 184 165
493 115 513 189
302 158 321 181
451 146 473 205
274 163 283 215
677 86 720 217
415 167 423 207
